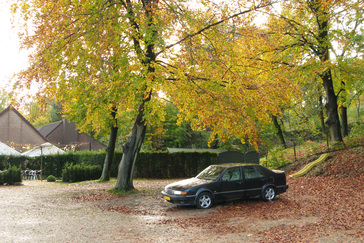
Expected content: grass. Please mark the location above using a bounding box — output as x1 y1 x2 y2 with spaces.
107 187 140 196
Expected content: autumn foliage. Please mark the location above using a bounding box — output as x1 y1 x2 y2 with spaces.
11 0 296 149
11 0 363 190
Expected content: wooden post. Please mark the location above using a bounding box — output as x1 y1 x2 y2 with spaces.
291 139 296 161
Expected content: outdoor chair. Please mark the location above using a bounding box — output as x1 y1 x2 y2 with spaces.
29 170 37 180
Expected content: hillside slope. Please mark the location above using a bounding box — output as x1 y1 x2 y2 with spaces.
288 145 364 178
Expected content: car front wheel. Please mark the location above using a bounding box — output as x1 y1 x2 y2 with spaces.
262 186 276 201
196 192 213 209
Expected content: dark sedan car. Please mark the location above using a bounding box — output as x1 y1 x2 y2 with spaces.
161 164 288 209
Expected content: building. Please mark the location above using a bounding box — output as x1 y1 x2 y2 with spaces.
37 118 106 151
0 105 48 152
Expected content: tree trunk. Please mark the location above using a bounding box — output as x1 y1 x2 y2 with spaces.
322 69 343 142
340 105 348 137
114 103 147 191
311 2 343 143
318 95 326 135
113 0 156 191
100 109 118 181
272 115 287 148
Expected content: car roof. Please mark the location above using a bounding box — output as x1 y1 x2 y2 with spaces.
211 163 260 168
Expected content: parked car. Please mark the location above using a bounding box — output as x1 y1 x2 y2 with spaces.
161 164 288 209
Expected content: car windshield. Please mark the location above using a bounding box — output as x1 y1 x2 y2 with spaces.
196 165 226 180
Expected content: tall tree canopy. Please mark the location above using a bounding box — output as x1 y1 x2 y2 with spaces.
263 0 364 142
12 0 298 190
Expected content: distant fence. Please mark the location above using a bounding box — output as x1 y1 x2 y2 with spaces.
218 151 259 164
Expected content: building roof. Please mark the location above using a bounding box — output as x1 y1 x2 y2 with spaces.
0 141 20 156
0 105 50 142
37 120 63 137
37 118 106 151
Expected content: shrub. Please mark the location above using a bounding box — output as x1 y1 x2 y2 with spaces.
2 166 22 185
350 123 364 137
347 123 364 147
0 172 4 185
62 163 102 183
47 175 56 182
266 146 290 169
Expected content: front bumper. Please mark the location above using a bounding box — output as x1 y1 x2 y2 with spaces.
161 191 196 206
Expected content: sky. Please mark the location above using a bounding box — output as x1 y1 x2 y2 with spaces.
0 0 29 93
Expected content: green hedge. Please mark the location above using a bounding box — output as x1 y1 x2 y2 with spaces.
0 151 110 179
0 151 219 180
135 152 217 178
0 166 22 185
62 163 102 183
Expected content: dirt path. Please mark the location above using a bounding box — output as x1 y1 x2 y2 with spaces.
0 180 248 242
0 174 363 242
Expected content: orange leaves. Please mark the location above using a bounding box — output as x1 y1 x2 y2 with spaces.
166 19 297 149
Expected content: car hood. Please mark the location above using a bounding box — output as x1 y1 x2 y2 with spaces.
166 177 211 191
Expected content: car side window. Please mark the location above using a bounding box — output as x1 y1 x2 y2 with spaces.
255 167 264 178
244 166 264 179
222 167 241 181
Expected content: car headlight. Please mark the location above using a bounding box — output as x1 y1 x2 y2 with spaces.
173 190 187 195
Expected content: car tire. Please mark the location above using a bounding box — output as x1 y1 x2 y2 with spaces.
262 186 276 201
196 192 213 209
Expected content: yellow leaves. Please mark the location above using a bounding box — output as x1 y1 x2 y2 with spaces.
165 12 300 149
12 0 303 148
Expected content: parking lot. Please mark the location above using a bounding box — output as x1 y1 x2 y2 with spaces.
0 171 363 243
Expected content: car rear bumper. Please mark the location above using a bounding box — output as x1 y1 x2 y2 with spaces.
161 191 196 206
276 185 289 195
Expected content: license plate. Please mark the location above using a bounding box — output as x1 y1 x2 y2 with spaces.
164 196 171 201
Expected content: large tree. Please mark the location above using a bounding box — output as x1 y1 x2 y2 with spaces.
12 0 296 191
264 0 363 143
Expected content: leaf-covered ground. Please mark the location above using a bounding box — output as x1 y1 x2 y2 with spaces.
74 146 364 242
2 147 362 242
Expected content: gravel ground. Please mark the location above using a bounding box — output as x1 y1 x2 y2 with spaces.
0 180 250 243
0 170 363 243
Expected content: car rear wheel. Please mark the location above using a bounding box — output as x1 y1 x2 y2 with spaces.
262 186 276 201
196 192 213 209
